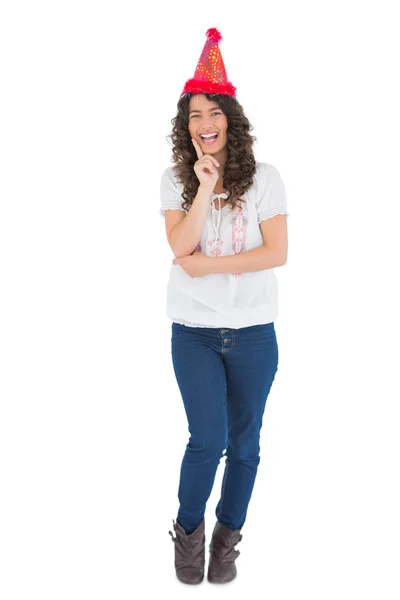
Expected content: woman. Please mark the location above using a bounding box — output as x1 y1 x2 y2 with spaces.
160 28 289 585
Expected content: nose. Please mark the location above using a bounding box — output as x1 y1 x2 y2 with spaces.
199 116 214 130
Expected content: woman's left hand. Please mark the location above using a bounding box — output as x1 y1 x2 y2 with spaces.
173 251 213 278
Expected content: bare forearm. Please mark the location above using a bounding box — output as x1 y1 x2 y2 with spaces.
209 245 286 274
170 186 213 258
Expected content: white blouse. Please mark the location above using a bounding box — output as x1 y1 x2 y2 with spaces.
159 160 289 329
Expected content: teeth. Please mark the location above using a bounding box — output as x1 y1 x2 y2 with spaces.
201 133 218 138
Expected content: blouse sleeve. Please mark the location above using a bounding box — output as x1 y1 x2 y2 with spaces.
256 163 289 223
159 167 187 218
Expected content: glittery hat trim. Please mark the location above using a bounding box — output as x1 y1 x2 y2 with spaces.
181 79 236 97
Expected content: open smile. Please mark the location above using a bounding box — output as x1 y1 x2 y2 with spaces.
199 133 219 145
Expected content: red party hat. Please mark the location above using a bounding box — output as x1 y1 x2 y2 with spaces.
181 28 236 97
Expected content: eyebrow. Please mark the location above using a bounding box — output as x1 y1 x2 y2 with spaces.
189 107 221 115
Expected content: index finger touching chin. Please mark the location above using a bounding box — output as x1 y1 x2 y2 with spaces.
191 138 203 159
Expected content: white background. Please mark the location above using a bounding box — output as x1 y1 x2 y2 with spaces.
1 1 399 598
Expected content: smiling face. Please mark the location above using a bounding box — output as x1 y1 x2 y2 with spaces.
188 94 228 156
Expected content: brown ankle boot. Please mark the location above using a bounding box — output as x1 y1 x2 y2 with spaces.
168 519 205 584
207 521 243 583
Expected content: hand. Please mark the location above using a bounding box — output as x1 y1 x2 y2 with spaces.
173 251 212 278
191 138 220 189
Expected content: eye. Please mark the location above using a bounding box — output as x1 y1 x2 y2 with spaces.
190 112 222 118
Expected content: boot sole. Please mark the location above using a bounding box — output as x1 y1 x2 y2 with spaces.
176 573 204 584
207 572 237 583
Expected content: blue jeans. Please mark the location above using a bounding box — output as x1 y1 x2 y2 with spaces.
171 321 279 534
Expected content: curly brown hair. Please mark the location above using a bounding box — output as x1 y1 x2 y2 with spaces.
166 92 257 213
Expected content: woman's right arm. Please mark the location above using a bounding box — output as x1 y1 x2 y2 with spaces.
164 139 219 258
166 185 214 258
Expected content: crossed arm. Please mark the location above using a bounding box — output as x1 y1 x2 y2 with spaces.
174 214 288 276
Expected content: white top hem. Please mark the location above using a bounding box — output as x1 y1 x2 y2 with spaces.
167 306 278 329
